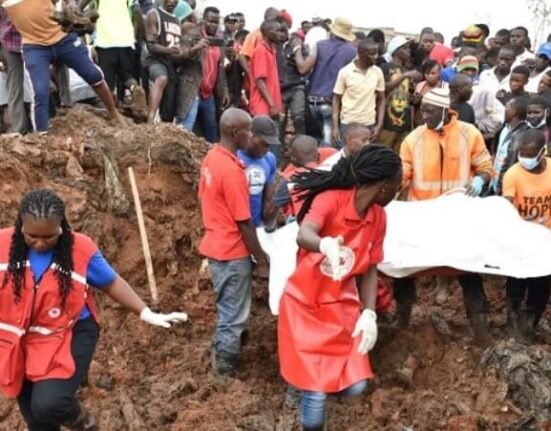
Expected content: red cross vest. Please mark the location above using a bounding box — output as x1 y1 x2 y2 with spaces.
0 228 99 398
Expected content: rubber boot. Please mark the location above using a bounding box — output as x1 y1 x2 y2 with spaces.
211 348 237 377
517 310 536 342
468 313 493 347
391 301 413 329
64 406 98 431
505 299 522 339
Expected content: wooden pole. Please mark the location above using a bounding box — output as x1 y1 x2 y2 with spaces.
128 167 159 303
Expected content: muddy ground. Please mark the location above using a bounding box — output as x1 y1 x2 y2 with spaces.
0 106 550 431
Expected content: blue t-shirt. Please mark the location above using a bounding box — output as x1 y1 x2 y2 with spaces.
237 150 277 226
29 249 118 320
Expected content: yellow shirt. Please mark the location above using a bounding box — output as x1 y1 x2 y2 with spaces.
333 61 385 126
4 0 65 46
95 0 135 48
503 159 551 228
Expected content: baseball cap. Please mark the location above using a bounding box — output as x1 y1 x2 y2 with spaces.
252 116 280 146
537 42 551 60
387 36 410 56
224 14 238 23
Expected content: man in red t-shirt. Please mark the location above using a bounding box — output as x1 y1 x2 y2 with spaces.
198 108 269 376
249 20 283 119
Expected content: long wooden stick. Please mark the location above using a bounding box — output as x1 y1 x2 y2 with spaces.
128 167 159 303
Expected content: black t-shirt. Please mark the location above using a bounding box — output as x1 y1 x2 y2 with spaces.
380 62 412 133
277 43 306 91
451 101 476 125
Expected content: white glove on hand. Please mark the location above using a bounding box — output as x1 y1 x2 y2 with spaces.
319 235 344 281
139 307 188 328
351 309 378 355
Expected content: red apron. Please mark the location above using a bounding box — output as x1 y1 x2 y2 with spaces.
0 228 100 398
278 190 386 393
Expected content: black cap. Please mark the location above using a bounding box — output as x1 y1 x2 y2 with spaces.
251 116 280 146
224 14 238 23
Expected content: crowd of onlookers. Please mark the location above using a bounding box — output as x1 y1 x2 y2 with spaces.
1 1 549 147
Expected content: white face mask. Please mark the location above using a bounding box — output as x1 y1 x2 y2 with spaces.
434 109 446 131
518 146 545 171
528 109 548 129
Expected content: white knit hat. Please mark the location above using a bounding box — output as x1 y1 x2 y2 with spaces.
422 87 450 109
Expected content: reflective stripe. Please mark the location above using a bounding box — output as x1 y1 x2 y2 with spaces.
0 321 26 337
0 261 30 272
50 264 87 285
411 125 471 192
28 326 54 336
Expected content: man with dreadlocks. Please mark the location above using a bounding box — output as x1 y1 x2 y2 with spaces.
0 189 187 430
277 144 402 431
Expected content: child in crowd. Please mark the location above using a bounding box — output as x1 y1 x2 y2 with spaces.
497 65 530 105
502 129 551 340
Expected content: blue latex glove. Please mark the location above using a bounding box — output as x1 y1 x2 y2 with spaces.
465 176 485 197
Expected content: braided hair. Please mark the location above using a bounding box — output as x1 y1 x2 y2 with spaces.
1 189 74 306
293 144 402 223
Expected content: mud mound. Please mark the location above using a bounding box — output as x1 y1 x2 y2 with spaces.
0 107 550 430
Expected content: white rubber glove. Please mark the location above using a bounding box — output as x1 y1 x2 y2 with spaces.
351 309 378 355
319 235 344 281
139 307 188 328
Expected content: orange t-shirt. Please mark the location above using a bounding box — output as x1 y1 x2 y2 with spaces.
502 159 551 228
198 145 252 260
239 28 262 60
4 0 65 45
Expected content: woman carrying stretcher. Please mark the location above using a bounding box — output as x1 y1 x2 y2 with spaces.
278 144 402 431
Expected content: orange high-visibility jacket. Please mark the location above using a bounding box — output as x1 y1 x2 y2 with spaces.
400 113 495 201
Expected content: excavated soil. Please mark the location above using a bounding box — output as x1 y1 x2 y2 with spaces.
0 106 550 431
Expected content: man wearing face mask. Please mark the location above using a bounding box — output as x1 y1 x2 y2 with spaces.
397 87 496 345
500 96 550 183
502 129 551 340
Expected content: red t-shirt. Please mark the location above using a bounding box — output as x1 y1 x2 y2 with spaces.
249 40 282 116
430 42 454 67
198 145 251 260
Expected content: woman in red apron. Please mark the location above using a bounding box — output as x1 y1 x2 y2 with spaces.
278 144 402 431
0 189 187 430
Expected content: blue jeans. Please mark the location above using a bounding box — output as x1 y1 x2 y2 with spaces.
198 95 219 143
208 257 252 355
23 33 103 133
309 102 333 147
175 97 199 131
300 380 368 428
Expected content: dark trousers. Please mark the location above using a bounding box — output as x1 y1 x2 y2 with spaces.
394 273 489 315
282 85 306 136
506 276 551 322
0 45 30 133
17 318 98 431
96 47 137 93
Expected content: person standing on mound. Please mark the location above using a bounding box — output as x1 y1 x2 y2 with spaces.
278 144 402 431
0 189 187 430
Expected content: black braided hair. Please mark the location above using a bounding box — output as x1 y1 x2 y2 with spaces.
292 144 402 223
1 189 74 307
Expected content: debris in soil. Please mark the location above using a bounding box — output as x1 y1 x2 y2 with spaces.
481 340 551 422
0 106 550 430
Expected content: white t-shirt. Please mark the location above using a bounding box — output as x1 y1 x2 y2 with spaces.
304 26 328 55
526 67 550 94
317 149 345 171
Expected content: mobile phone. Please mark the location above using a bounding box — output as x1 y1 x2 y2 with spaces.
208 37 225 47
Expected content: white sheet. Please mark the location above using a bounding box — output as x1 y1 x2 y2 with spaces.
257 194 551 315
